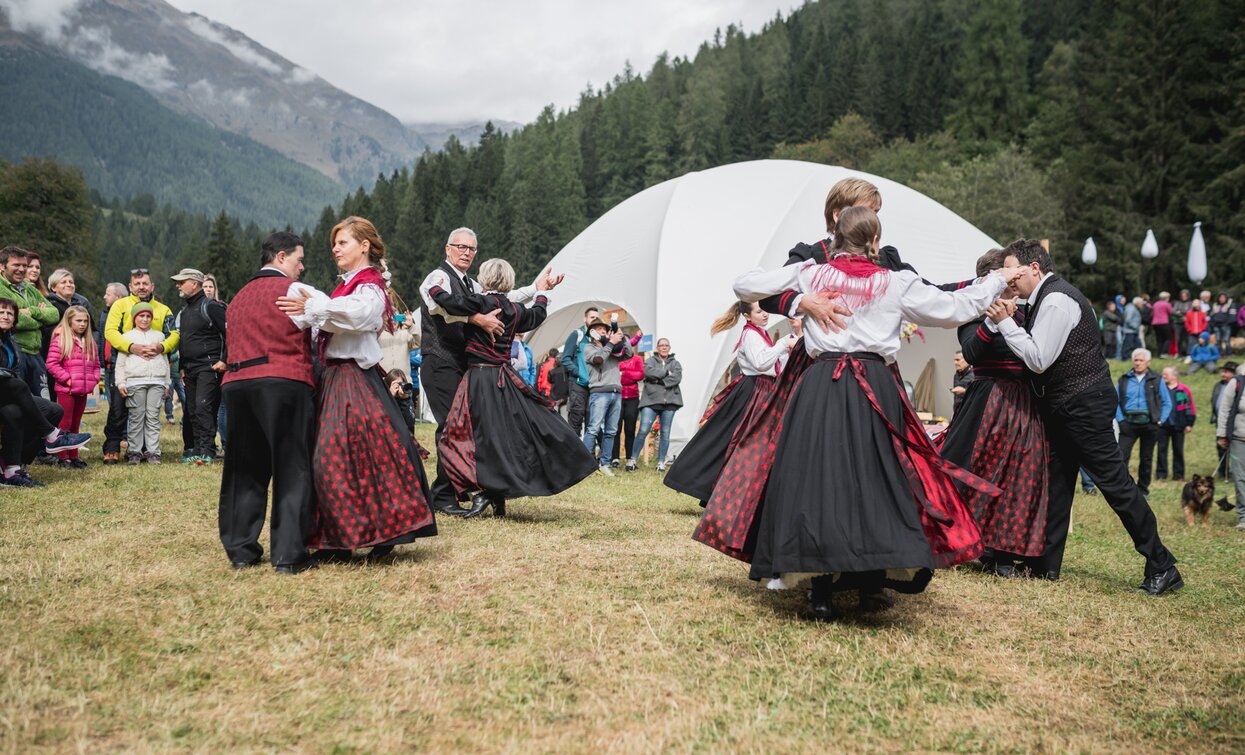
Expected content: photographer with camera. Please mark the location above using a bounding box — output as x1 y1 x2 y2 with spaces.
582 317 634 477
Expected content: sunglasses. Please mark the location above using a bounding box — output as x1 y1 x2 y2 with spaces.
130 268 150 276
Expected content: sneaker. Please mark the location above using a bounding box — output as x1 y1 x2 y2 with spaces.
45 432 91 455
625 459 637 472
180 454 199 464
610 459 621 468
35 453 59 466
597 465 615 477
127 453 142 465
196 456 213 466
656 461 666 472
69 459 88 470
166 417 176 425
1 470 43 488
1236 522 1245 531
146 453 162 465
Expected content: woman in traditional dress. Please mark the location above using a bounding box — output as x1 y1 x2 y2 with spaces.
936 249 1048 576
277 216 435 560
429 259 596 518
728 207 1023 620
664 301 794 507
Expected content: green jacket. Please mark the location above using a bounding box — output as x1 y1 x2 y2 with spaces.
0 275 58 354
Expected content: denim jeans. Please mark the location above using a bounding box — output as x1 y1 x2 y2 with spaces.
1215 325 1233 355
583 391 621 464
632 406 676 463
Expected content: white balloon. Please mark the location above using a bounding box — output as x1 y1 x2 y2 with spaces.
1188 221 1207 283
1141 228 1159 258
1081 237 1097 265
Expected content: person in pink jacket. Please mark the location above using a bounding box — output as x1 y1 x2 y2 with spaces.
45 305 100 468
614 331 646 468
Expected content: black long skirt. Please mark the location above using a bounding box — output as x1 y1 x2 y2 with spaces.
440 363 597 499
748 355 938 585
664 374 773 504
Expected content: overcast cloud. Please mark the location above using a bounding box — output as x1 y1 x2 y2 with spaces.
164 0 799 125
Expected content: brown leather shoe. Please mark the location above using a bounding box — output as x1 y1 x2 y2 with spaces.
102 451 120 465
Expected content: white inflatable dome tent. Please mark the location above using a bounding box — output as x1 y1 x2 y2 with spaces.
526 160 1000 457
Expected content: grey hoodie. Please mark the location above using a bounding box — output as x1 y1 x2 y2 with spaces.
1216 376 1245 442
583 333 634 393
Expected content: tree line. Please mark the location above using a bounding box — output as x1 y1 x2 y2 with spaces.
3 0 1242 307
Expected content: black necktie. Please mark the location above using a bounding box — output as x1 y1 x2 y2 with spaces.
463 276 474 293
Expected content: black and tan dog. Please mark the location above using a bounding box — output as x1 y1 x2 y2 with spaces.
1180 475 1215 525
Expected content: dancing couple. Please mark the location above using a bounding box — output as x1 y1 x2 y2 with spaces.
218 220 435 572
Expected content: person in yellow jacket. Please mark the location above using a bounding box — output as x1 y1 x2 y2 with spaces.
101 269 179 463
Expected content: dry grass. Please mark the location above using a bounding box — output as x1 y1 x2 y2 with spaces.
2 362 1243 753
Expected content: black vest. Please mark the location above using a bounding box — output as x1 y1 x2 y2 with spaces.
1024 275 1113 408
420 261 474 371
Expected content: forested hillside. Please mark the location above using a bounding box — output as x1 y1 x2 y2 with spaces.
306 0 1242 303
7 0 1243 306
0 43 345 228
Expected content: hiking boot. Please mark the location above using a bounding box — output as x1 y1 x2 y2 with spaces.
127 453 143 465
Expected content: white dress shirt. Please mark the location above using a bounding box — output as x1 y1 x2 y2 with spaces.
995 273 1078 374
734 259 1007 362
419 264 537 323
302 267 386 369
737 328 795 376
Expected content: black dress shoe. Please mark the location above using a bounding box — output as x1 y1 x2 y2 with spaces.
230 558 262 570
1138 566 1184 596
492 497 506 518
464 492 491 519
274 561 318 575
806 598 837 622
433 502 468 517
366 544 395 560
858 588 895 612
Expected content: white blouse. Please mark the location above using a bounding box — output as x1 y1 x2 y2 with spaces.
737 327 795 376
302 267 386 369
734 259 1007 362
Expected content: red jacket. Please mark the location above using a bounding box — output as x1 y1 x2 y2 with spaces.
620 354 644 400
46 335 101 396
1185 307 1208 335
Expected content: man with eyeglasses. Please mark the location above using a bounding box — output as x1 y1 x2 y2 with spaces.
102 268 180 464
419 227 556 517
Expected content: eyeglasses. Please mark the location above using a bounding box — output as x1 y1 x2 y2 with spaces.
130 268 149 276
447 243 477 253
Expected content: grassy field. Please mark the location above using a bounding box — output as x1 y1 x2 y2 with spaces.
2 360 1243 752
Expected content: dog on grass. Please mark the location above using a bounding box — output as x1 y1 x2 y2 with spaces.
1180 475 1214 525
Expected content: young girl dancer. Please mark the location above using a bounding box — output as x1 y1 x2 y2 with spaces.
44 305 99 468
429 259 595 518
937 249 1048 574
664 301 794 506
277 216 435 560
726 207 1022 620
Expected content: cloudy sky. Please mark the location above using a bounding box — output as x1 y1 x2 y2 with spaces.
164 0 799 124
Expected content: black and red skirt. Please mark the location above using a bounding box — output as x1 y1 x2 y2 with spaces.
311 360 436 549
740 352 992 592
664 373 775 505
937 377 1048 557
439 363 597 499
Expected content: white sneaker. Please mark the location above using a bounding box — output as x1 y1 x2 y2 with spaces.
656 461 666 472
597 465 615 477
1235 522 1245 531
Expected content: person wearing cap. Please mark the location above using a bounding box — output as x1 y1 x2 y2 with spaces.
102 269 178 463
581 316 634 476
114 302 171 463
172 268 228 463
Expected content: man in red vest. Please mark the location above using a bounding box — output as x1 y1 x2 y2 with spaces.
218 232 318 574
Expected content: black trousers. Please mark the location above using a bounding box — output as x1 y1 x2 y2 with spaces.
1153 324 1173 355
420 357 466 508
1033 386 1175 578
218 378 315 567
1156 426 1186 480
0 376 61 466
103 367 128 454
1118 420 1158 493
184 366 222 457
567 381 588 436
611 396 639 462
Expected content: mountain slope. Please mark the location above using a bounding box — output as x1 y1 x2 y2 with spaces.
0 35 345 227
2 0 425 187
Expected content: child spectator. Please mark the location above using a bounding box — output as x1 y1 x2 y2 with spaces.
114 303 170 464
44 305 99 469
1188 333 1220 374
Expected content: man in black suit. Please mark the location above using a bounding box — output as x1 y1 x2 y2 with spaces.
989 239 1181 596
